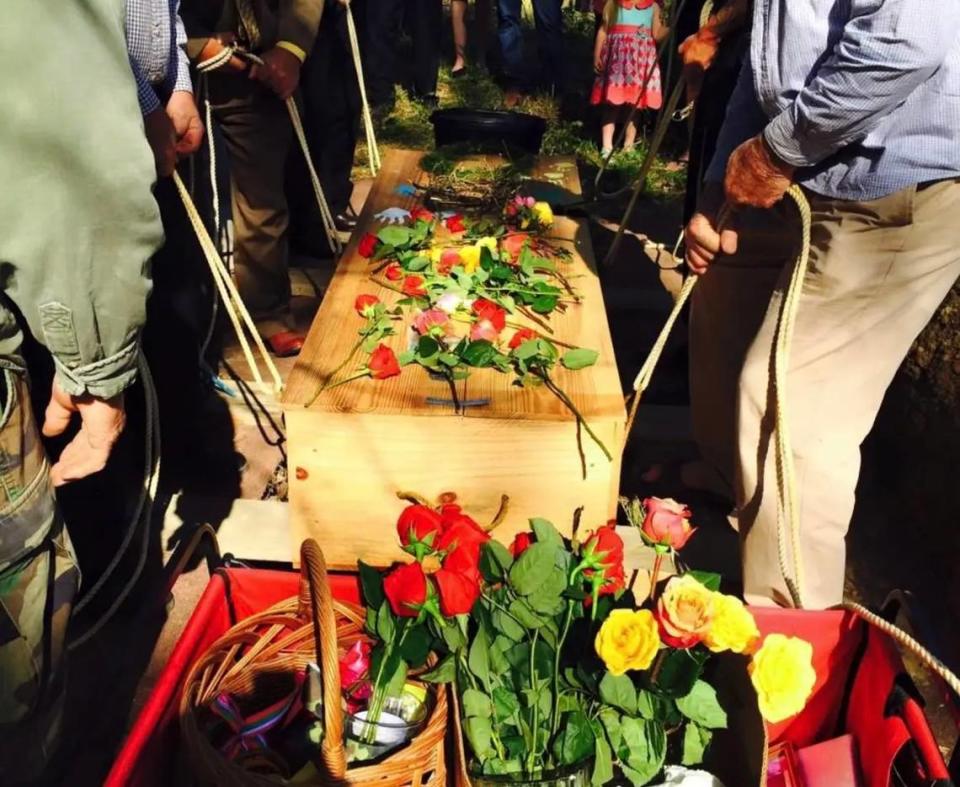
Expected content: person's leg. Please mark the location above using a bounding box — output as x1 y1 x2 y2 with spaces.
365 0 403 108
0 369 79 784
412 0 443 98
737 180 960 608
208 75 294 333
452 0 468 71
497 0 524 87
623 112 638 150
532 0 565 93
600 105 617 154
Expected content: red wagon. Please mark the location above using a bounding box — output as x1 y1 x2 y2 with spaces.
106 561 958 786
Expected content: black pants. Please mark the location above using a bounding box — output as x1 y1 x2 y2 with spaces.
366 0 443 105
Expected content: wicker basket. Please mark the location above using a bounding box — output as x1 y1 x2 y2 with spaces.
179 540 448 786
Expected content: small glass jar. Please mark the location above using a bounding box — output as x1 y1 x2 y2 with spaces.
343 690 431 763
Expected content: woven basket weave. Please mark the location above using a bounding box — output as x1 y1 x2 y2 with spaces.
179 540 448 786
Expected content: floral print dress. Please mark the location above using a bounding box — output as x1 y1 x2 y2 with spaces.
591 0 663 109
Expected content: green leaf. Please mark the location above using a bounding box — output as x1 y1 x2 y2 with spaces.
441 617 466 651
592 728 614 785
462 688 493 719
618 718 667 785
406 255 430 272
399 623 432 667
377 225 413 247
599 671 637 715
525 567 568 615
479 540 514 583
494 609 526 641
508 542 554 595
397 349 416 365
676 680 728 729
508 598 546 628
358 561 385 610
598 708 622 751
682 722 712 766
529 517 563 549
438 352 461 367
536 338 559 363
365 606 377 636
513 339 541 360
464 716 495 760
648 647 709 698
461 340 497 367
553 710 596 766
420 654 456 683
375 603 395 643
531 293 559 314
561 348 599 371
468 625 492 689
636 690 656 720
417 335 440 359
686 570 722 592
492 686 521 721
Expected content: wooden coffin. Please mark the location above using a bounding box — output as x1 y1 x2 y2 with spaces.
283 149 625 568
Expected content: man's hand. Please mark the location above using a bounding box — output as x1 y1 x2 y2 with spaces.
250 46 302 100
42 381 126 487
684 210 739 275
197 34 248 73
144 107 177 177
725 135 795 209
166 90 204 156
679 29 720 103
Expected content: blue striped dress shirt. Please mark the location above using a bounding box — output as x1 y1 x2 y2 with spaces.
706 0 960 200
125 0 193 115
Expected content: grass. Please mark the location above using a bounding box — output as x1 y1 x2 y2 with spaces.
352 4 688 200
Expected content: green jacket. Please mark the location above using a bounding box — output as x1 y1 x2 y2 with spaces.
0 0 161 399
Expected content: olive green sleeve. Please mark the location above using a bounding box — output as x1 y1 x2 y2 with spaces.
278 0 325 56
0 0 162 399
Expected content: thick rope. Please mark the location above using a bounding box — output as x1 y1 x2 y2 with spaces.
69 351 161 650
843 601 960 700
344 0 381 175
174 172 285 392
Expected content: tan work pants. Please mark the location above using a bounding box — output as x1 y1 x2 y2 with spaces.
690 180 960 609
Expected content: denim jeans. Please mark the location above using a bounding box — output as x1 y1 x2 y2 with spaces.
497 0 565 91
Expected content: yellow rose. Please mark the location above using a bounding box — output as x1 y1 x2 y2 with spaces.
520 218 530 229
476 236 498 253
429 246 444 265
705 594 760 654
460 245 481 274
657 574 715 648
594 609 661 676
749 634 817 723
532 201 554 227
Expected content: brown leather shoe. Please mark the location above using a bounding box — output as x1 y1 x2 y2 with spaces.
265 330 305 357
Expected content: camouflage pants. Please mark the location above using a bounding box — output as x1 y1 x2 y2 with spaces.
0 369 79 783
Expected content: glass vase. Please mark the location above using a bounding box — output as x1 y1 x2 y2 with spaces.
467 760 593 787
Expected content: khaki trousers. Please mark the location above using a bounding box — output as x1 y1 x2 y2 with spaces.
690 180 960 609
208 73 293 319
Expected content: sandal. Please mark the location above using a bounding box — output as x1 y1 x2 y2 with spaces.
265 330 305 358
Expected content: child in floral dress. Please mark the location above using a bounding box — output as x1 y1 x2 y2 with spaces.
592 0 668 156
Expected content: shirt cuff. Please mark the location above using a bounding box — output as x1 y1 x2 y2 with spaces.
138 80 162 116
171 55 194 95
53 339 141 400
276 40 307 63
763 108 823 169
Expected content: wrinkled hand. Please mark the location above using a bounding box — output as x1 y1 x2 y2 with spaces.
144 107 177 177
43 381 126 487
166 90 204 156
197 34 248 73
250 46 301 100
684 207 739 275
725 135 795 209
679 29 720 103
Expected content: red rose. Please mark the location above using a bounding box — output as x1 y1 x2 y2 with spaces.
355 294 380 317
509 328 538 350
368 344 401 380
501 233 530 262
433 565 481 616
358 233 379 258
383 562 428 617
472 299 507 332
438 249 462 276
410 206 434 223
582 524 625 588
641 497 696 551
437 512 490 565
510 532 535 558
385 263 403 281
396 504 444 549
445 214 466 233
403 276 427 297
413 308 449 335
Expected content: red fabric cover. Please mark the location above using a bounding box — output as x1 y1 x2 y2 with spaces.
106 568 360 787
898 696 949 780
797 735 860 786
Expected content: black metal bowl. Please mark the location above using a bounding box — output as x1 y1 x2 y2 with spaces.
429 109 547 154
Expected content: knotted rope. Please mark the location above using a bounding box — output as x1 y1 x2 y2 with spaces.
343 0 381 175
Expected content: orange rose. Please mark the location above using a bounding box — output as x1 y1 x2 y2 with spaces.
656 575 715 649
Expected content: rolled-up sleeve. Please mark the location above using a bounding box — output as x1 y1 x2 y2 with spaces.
763 0 960 168
167 7 194 94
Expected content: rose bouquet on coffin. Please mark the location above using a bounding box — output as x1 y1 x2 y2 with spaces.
443 499 818 786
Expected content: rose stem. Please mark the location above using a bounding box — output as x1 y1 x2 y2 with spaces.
305 368 371 407
307 332 369 404
527 628 540 771
649 552 664 603
445 372 461 415
396 490 432 506
516 305 553 333
572 506 584 540
488 494 510 531
538 370 613 462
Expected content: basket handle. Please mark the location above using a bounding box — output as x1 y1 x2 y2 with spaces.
298 539 348 778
